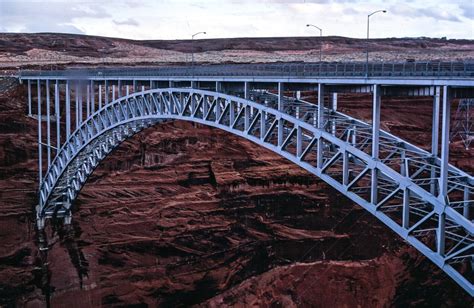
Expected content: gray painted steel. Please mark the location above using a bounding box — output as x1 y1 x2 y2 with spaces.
21 64 474 295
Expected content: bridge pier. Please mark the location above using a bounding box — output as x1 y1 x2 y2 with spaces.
66 81 71 138
105 80 109 105
27 80 32 116
86 83 90 118
278 82 284 146
431 86 441 194
55 81 60 150
316 83 324 169
402 188 410 228
37 79 42 185
439 86 451 201
74 83 79 129
371 84 381 205
90 80 95 113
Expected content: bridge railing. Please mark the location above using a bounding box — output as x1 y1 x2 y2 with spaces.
19 61 474 78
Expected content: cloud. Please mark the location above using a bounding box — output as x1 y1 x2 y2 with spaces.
0 0 471 40
113 18 139 26
0 1 110 33
389 5 462 22
459 3 473 20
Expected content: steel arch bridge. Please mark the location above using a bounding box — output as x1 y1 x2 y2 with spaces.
32 87 474 294
19 62 474 295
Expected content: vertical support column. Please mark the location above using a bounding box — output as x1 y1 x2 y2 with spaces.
431 86 441 194
316 83 325 169
402 188 410 228
342 151 349 186
90 80 95 114
133 80 137 92
351 124 357 145
260 110 266 141
229 100 235 126
244 82 250 99
98 84 102 109
168 80 173 88
216 96 222 120
400 147 407 176
437 212 446 256
296 125 302 158
55 81 60 151
278 82 284 111
118 80 122 98
46 80 51 167
28 80 32 116
244 82 250 131
191 81 197 89
86 83 90 118
149 80 153 90
216 81 222 93
244 105 250 131
371 84 381 159
439 85 450 201
126 85 130 96
112 84 116 101
371 84 381 205
66 81 71 138
332 93 338 111
463 185 470 219
277 82 284 147
75 83 79 129
317 83 325 129
203 94 208 117
78 83 83 126
105 80 109 105
331 92 337 136
37 80 42 185
431 86 441 156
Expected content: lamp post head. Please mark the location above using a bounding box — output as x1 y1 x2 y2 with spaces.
306 24 310 27
368 9 387 17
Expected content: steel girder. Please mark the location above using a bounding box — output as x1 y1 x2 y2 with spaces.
35 88 474 295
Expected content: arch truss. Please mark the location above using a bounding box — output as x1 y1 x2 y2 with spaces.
31 86 473 295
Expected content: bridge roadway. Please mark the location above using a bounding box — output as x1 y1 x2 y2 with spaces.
19 61 474 295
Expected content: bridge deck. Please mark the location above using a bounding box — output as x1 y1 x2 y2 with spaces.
19 61 474 86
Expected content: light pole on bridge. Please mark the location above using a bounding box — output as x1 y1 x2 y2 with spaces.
366 10 386 77
191 31 206 68
306 24 323 62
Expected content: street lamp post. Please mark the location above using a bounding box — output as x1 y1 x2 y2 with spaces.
191 31 206 68
306 24 323 62
366 10 386 77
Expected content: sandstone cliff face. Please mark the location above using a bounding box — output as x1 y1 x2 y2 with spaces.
0 79 472 307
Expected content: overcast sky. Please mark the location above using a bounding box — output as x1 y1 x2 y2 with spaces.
0 0 472 40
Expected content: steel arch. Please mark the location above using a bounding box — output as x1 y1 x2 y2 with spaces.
36 88 474 295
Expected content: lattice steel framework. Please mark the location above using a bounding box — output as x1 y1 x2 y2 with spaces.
26 80 474 295
451 99 473 150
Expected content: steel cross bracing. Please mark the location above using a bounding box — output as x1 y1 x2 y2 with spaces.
30 85 473 295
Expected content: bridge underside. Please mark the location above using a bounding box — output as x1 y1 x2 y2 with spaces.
21 73 474 295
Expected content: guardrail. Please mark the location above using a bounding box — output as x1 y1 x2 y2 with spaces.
19 61 474 78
